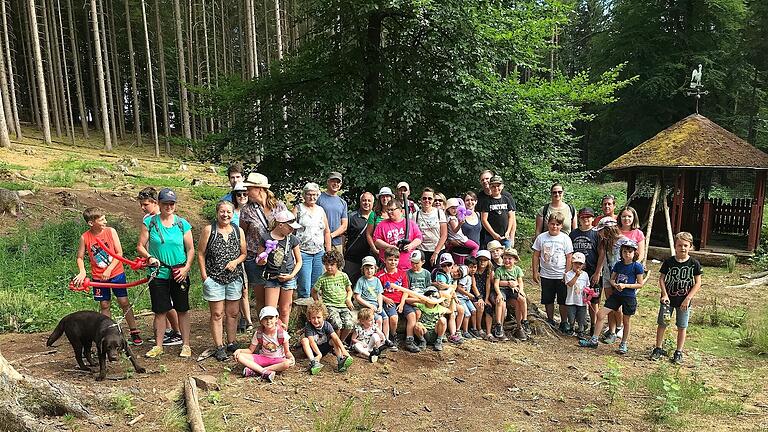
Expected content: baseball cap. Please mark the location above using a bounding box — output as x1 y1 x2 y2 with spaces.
242 172 270 188
578 207 595 218
232 181 247 192
477 250 491 260
439 253 454 266
377 187 394 198
424 288 440 299
274 210 302 229
158 188 177 203
572 252 586 263
446 198 460 208
259 306 279 320
596 218 618 230
328 171 343 182
489 175 503 185
486 240 503 251
361 256 377 267
396 181 410 191
409 250 424 262
617 238 639 249
502 248 519 258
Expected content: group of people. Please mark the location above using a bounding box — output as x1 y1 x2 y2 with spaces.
72 165 703 382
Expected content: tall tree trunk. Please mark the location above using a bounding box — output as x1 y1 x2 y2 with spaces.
0 2 15 138
140 0 158 156
173 0 191 140
49 0 72 139
154 0 170 152
0 57 12 147
107 0 125 139
98 0 117 144
2 0 21 138
274 0 286 122
20 0 41 128
66 0 88 138
91 0 111 150
84 13 100 130
124 0 142 146
41 0 62 138
187 0 196 141
244 0 253 78
55 0 75 143
263 0 270 67
28 0 52 144
202 0 213 133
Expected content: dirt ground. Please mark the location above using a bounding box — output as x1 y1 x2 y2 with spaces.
1 138 768 431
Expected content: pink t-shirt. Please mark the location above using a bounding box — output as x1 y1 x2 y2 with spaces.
373 218 423 271
622 228 645 245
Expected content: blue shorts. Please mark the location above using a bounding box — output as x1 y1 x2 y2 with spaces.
457 297 476 317
604 294 637 316
93 273 128 301
382 302 415 318
656 303 691 329
202 277 243 302
264 278 297 290
244 259 266 285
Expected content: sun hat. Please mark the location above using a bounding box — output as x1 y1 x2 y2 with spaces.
242 172 270 188
274 210 302 229
396 181 410 191
158 188 177 203
489 175 503 185
439 253 454 266
477 250 491 260
486 240 503 251
572 252 586 263
361 256 377 267
409 250 424 262
259 306 279 320
617 238 639 249
502 248 519 259
232 182 247 192
377 187 394 198
446 198 461 208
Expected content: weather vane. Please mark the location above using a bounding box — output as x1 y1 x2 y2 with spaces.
685 64 709 114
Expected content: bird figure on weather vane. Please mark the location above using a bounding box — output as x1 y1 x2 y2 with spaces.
685 63 708 114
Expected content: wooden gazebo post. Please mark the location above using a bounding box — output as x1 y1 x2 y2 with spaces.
748 171 767 251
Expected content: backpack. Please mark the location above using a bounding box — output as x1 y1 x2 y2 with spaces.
255 326 286 346
204 221 241 254
539 203 575 233
148 214 185 244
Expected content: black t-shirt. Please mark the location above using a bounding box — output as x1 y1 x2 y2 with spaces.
659 256 703 307
345 210 370 262
477 193 516 236
569 228 599 275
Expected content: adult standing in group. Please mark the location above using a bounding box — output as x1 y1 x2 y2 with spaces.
239 173 287 319
222 163 244 202
294 182 332 299
396 182 418 218
460 191 482 248
415 187 448 269
345 191 375 283
477 170 517 248
317 172 348 256
365 187 395 257
373 200 423 271
197 201 247 361
137 188 195 359
536 183 578 236
592 194 618 227
478 175 517 249
230 182 248 226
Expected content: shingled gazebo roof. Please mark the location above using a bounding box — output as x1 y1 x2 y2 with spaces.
603 114 768 171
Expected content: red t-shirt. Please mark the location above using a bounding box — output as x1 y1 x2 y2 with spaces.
82 228 125 280
592 214 618 227
373 218 423 272
376 268 410 304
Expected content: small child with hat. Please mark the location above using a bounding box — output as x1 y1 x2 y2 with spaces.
234 306 295 382
564 252 590 337
353 256 385 332
493 248 528 340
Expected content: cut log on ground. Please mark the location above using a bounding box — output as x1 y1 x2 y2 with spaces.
184 376 205 432
0 350 99 432
646 246 736 272
741 270 768 279
728 274 768 289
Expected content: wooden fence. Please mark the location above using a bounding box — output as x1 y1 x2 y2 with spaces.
707 197 752 235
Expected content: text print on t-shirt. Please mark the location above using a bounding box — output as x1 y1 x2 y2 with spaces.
666 266 696 297
383 226 405 243
489 202 509 214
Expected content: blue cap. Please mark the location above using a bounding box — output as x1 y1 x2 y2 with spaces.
158 188 177 203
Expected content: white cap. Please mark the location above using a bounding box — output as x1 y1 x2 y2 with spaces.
361 256 377 267
396 182 410 191
572 252 586 263
439 253 454 266
259 306 279 320
377 187 394 198
446 198 461 208
409 250 424 262
274 210 302 229
477 250 491 260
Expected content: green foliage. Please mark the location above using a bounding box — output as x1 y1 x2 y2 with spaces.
0 181 34 191
601 357 623 405
205 391 223 405
192 185 228 222
49 157 108 173
739 305 768 355
109 391 136 417
161 401 187 431
201 0 630 206
0 161 26 171
688 299 746 328
127 175 190 189
40 171 76 188
313 398 377 432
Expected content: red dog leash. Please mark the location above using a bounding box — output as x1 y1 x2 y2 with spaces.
69 238 157 292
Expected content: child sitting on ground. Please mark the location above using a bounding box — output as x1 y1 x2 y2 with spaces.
300 301 353 375
650 232 702 365
414 289 450 351
494 248 528 341
311 249 355 342
234 306 295 382
580 239 644 354
353 256 385 333
350 308 386 363
73 207 143 345
564 252 590 337
465 256 486 338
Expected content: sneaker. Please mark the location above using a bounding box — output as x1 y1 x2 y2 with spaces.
226 343 238 353
145 346 163 358
213 346 228 361
616 326 624 339
243 367 256 377
416 336 427 350
514 327 527 341
578 337 599 348
384 338 395 348
462 330 474 339
388 336 399 352
486 333 498 342
369 349 379 363
616 342 628 355
163 331 183 346
404 337 421 353
309 360 323 375
448 334 464 345
338 355 353 372
180 345 192 358
493 324 504 339
558 322 571 334
245 322 254 332
649 347 667 361
671 350 683 365
433 337 443 351
522 320 532 335
546 318 557 328
261 370 276 383
472 328 485 338
600 332 617 344
130 330 143 346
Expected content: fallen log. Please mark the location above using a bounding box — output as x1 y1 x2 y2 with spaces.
646 246 736 272
728 274 768 289
741 270 768 280
184 377 205 432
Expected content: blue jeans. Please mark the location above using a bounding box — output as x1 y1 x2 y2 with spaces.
297 250 325 298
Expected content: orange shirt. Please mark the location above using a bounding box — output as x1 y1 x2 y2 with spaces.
82 228 125 280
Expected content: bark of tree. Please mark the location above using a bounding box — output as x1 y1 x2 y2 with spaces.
98 0 117 145
125 0 143 146
66 0 88 138
83 13 100 130
55 0 75 143
20 0 41 128
28 0 52 144
140 0 159 156
107 0 125 139
0 75 9 147
187 0 197 140
41 0 62 138
173 0 191 140
202 0 213 132
153 0 170 153
2 0 20 138
0 3 14 139
91 0 112 149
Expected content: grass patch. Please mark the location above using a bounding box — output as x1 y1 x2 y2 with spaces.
192 185 228 222
688 299 746 328
127 174 190 189
313 397 378 432
109 391 136 417
40 171 76 187
0 160 26 170
739 305 768 355
0 180 34 191
49 156 108 173
162 401 187 431
202 406 227 432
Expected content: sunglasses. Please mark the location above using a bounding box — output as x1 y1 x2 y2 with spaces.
434 199 444 203
386 208 401 213
235 192 248 197
138 191 156 200
551 190 564 195
421 197 433 201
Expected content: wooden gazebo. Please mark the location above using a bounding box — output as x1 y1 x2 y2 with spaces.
603 114 768 255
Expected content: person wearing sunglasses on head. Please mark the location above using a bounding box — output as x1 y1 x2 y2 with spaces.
230 182 249 226
415 188 448 270
535 183 577 236
592 194 618 228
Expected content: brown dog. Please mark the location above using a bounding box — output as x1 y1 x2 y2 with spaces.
47 311 145 380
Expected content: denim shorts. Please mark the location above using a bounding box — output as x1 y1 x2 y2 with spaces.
656 303 691 329
457 297 476 317
92 273 129 301
244 259 266 285
202 277 243 302
382 302 415 318
264 278 297 290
